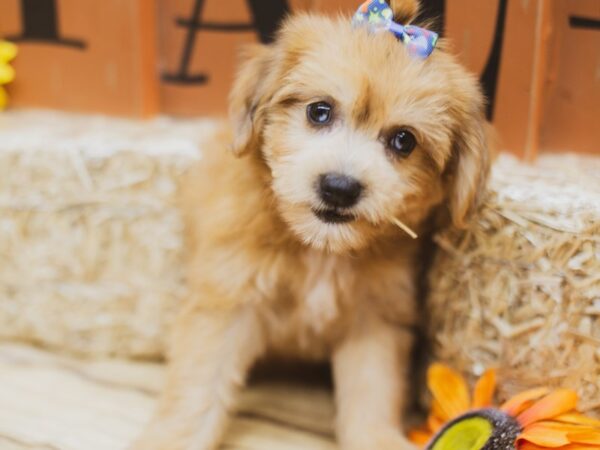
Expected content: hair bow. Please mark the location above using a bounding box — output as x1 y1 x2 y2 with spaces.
352 0 438 59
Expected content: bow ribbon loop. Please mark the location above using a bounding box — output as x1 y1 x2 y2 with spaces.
352 0 439 59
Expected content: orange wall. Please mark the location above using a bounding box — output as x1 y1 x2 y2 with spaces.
0 0 158 116
540 0 600 155
1 0 598 156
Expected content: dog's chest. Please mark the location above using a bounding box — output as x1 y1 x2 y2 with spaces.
299 251 345 333
260 250 354 355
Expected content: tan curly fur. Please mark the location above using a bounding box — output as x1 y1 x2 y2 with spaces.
131 1 490 449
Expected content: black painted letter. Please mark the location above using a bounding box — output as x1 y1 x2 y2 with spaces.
418 0 507 120
6 0 86 49
164 0 289 84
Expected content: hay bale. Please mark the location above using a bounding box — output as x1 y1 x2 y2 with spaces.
0 110 216 358
2 109 599 418
427 154 600 415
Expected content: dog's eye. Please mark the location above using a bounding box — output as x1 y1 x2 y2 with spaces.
307 102 333 126
389 129 417 157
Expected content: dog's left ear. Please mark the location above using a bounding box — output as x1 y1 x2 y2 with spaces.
447 99 491 228
229 44 273 157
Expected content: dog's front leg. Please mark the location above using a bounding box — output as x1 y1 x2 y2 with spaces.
333 311 417 450
130 303 264 450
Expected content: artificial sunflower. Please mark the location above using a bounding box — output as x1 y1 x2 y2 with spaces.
0 40 18 110
410 363 600 450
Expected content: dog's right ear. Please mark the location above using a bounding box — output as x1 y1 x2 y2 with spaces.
390 0 420 23
229 44 272 158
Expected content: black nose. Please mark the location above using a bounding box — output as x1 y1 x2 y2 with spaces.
318 172 363 208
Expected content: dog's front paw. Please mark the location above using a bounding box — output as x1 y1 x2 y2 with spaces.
128 421 203 450
128 434 168 450
341 428 419 450
129 430 183 450
376 433 419 450
129 434 173 450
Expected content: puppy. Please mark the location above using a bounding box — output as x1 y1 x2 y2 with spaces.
132 0 489 449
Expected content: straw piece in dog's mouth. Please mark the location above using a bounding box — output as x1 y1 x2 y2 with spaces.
390 216 418 239
313 208 356 224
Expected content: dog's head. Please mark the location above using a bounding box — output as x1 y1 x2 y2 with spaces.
229 0 489 253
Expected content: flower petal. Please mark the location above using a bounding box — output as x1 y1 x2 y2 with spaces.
472 369 497 409
501 387 550 416
567 429 600 445
524 420 600 435
518 443 599 450
517 389 579 427
431 398 446 420
517 442 551 450
554 413 600 428
427 363 470 420
408 428 432 446
552 446 600 450
518 423 571 447
427 409 445 434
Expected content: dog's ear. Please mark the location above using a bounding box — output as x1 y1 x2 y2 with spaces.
229 44 273 157
446 95 491 229
390 0 420 23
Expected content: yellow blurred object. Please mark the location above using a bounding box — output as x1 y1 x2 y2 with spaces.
0 40 17 110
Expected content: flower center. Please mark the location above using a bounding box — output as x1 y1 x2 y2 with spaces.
428 408 522 450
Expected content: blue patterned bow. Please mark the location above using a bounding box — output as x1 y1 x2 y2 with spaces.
352 0 439 59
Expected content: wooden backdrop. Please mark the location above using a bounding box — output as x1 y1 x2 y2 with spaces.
0 0 598 158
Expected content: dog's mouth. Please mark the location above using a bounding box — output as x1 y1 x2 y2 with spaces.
313 208 356 224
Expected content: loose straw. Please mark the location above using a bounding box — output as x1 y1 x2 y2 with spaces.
391 217 418 239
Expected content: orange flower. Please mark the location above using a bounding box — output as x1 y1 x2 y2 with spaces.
410 363 600 450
